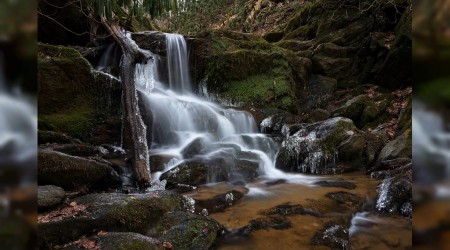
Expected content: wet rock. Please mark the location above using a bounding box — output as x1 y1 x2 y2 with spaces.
38 185 65 211
376 175 412 216
234 159 259 181
263 203 305 216
248 215 292 230
181 137 207 159
195 190 244 213
38 191 193 248
311 221 350 250
38 149 121 190
281 124 304 138
265 179 287 186
314 180 356 190
260 113 298 135
151 211 224 250
275 117 357 174
377 129 412 162
61 232 163 250
325 191 363 207
149 154 178 172
160 160 228 188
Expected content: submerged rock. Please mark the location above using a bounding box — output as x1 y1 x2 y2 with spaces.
160 160 228 188
38 185 65 211
314 180 356 190
275 117 358 174
195 190 245 213
311 221 350 250
325 191 363 207
38 149 121 190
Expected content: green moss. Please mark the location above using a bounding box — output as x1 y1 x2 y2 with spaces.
117 241 157 250
221 74 293 109
39 104 94 142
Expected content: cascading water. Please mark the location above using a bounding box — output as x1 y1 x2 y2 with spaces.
133 33 314 186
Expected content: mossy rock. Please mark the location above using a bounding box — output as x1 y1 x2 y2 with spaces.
334 94 392 129
377 129 412 163
38 45 122 144
38 191 193 249
61 233 164 250
200 29 311 112
151 211 224 250
38 149 121 190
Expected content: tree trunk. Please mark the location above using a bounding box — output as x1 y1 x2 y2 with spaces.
102 19 152 188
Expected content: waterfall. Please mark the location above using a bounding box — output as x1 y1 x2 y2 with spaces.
165 34 192 93
132 34 305 184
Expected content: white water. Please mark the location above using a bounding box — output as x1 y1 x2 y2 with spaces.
132 34 318 185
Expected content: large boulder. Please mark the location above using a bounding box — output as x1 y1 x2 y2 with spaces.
377 129 412 163
333 94 391 129
275 117 359 174
38 44 122 144
38 149 121 190
37 185 66 211
38 191 194 248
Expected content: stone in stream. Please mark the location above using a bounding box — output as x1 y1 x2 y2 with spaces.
311 220 350 250
275 117 360 174
325 191 363 207
38 191 197 248
160 157 259 189
51 143 103 157
314 180 356 190
37 185 66 211
38 149 121 191
149 154 178 172
195 190 245 213
376 175 412 217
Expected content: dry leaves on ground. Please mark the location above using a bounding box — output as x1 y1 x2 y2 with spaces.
38 201 87 223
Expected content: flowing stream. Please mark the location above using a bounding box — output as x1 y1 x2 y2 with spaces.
98 33 412 249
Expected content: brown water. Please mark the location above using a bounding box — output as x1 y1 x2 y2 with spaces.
186 173 412 249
